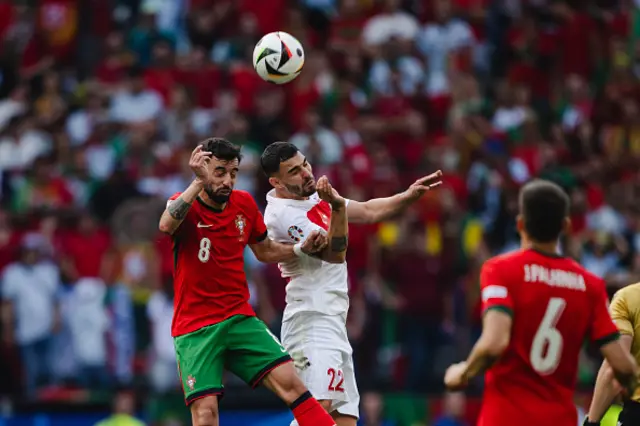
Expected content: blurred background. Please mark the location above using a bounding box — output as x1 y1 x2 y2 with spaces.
0 0 638 424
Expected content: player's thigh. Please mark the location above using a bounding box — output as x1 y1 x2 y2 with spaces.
281 314 351 407
174 324 227 405
333 355 359 422
225 315 292 388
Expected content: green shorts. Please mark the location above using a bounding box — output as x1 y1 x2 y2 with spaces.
174 315 291 405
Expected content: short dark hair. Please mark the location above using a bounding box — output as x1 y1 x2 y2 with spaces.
202 137 242 163
260 142 299 177
519 179 570 243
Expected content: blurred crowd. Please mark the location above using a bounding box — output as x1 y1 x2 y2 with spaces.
1 0 640 418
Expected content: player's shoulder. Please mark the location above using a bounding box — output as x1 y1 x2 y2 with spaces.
231 189 256 204
482 250 524 270
550 255 604 289
264 196 305 223
613 282 640 304
230 190 260 211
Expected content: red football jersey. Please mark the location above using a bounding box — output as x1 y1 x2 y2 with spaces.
479 248 619 426
168 190 268 337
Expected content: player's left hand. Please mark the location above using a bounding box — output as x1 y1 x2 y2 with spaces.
316 176 346 210
406 170 443 200
444 361 469 390
300 230 328 255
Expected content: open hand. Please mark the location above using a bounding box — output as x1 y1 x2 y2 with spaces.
406 170 443 200
300 230 328 255
444 361 469 390
316 176 346 210
189 145 212 183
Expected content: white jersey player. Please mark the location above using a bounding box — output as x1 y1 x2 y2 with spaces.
260 142 442 426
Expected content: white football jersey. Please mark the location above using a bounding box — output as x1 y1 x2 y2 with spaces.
264 189 350 321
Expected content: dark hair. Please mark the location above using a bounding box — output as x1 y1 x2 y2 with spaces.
260 142 299 177
202 137 242 163
519 179 570 243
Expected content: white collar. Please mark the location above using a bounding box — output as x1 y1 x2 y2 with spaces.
266 189 319 208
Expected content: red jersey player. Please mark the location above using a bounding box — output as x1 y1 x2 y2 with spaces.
444 179 638 426
158 138 339 426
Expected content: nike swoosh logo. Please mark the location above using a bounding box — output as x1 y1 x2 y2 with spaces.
197 222 213 228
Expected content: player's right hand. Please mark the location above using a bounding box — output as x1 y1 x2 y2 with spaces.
316 176 346 210
300 230 328 255
444 361 469 390
189 145 212 183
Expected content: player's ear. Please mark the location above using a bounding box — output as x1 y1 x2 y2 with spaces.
516 214 528 248
562 217 572 235
516 214 524 234
268 176 281 189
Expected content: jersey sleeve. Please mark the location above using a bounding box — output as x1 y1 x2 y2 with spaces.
244 194 267 245
249 209 268 244
610 288 635 337
479 259 514 316
590 278 621 347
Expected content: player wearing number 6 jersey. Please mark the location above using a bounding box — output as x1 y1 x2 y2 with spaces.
444 179 638 426
159 138 339 426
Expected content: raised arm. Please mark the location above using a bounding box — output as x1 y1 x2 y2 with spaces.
159 180 203 235
159 146 210 235
347 170 442 224
314 176 349 263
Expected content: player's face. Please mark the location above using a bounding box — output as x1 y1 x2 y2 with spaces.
276 152 316 198
205 156 238 204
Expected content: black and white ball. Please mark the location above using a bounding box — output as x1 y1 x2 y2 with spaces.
253 32 305 84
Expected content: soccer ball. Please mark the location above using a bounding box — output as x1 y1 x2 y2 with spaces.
253 32 305 85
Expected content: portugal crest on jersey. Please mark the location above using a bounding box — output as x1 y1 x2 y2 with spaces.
288 225 304 242
235 215 246 241
187 375 196 390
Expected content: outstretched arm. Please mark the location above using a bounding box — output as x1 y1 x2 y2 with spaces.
250 231 328 263
347 170 442 224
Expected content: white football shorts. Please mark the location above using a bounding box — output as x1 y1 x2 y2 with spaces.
282 312 360 420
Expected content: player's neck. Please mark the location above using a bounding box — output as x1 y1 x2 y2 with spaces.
274 187 309 201
528 242 560 257
199 191 227 211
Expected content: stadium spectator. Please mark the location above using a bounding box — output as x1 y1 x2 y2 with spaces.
94 387 145 426
2 1 640 424
1 232 61 399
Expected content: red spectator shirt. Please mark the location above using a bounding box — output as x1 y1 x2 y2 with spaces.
60 228 111 279
479 249 619 426
168 190 268 336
